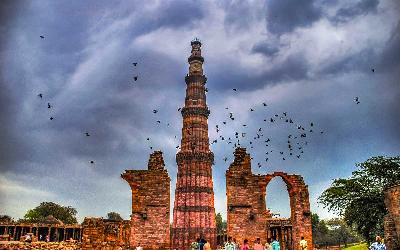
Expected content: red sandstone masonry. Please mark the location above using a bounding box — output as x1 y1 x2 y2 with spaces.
384 184 400 250
172 40 217 250
226 147 313 250
121 151 171 250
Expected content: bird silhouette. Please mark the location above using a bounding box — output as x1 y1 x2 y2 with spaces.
40 35 44 39
49 117 54 120
90 160 94 164
263 102 267 106
85 132 90 137
133 76 138 81
354 97 360 104
153 109 158 113
47 103 52 109
38 93 43 99
132 62 138 66
233 88 237 91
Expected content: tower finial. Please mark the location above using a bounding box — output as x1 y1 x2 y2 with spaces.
191 37 202 46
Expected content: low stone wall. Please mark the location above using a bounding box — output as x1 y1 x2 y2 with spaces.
0 241 81 249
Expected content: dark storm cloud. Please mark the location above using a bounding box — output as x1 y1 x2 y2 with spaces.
251 40 280 57
332 0 379 24
379 21 400 70
321 20 400 75
319 48 377 75
265 0 322 35
157 0 206 28
208 53 309 92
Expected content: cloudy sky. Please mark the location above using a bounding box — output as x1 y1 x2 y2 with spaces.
0 0 399 222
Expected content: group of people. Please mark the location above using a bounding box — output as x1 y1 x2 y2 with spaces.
190 238 212 250
223 236 296 250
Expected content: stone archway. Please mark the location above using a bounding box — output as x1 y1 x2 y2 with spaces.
226 148 312 250
265 172 312 250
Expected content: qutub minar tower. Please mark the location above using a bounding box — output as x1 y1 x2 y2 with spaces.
172 39 217 249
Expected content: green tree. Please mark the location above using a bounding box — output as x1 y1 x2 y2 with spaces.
326 218 361 247
107 212 123 221
215 213 227 234
0 215 13 223
23 202 78 224
319 156 400 243
312 213 329 247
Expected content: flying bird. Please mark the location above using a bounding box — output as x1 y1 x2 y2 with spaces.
153 109 158 113
90 160 94 164
133 76 138 81
354 97 360 104
40 35 44 39
47 103 52 109
263 102 267 106
132 62 138 66
37 93 43 99
85 132 90 137
49 117 54 120
232 88 237 91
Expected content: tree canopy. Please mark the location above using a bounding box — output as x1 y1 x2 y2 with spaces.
107 212 123 221
215 213 227 234
23 201 78 224
319 156 400 243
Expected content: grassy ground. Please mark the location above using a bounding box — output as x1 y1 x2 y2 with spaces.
343 243 368 250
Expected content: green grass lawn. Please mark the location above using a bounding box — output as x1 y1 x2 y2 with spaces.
343 243 368 250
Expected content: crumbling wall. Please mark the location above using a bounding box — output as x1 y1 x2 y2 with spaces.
121 151 171 250
226 147 269 245
226 147 312 250
81 218 129 250
384 184 400 250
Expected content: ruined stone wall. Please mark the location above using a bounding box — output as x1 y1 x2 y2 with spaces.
122 151 170 250
226 148 312 250
226 147 269 245
384 184 400 250
81 218 130 250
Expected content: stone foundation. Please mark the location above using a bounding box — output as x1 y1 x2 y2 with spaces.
0 241 80 249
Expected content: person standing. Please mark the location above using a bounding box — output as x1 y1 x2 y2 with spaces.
233 238 240 250
225 237 235 250
254 238 264 250
204 240 211 250
265 238 273 250
199 238 206 250
241 239 250 250
299 236 308 250
190 238 200 250
135 242 143 250
271 237 280 250
369 236 386 250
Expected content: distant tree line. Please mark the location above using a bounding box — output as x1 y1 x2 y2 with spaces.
312 213 362 248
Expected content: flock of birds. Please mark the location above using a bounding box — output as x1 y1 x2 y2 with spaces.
35 34 372 168
146 84 369 168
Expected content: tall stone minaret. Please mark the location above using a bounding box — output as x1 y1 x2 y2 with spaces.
172 39 217 250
